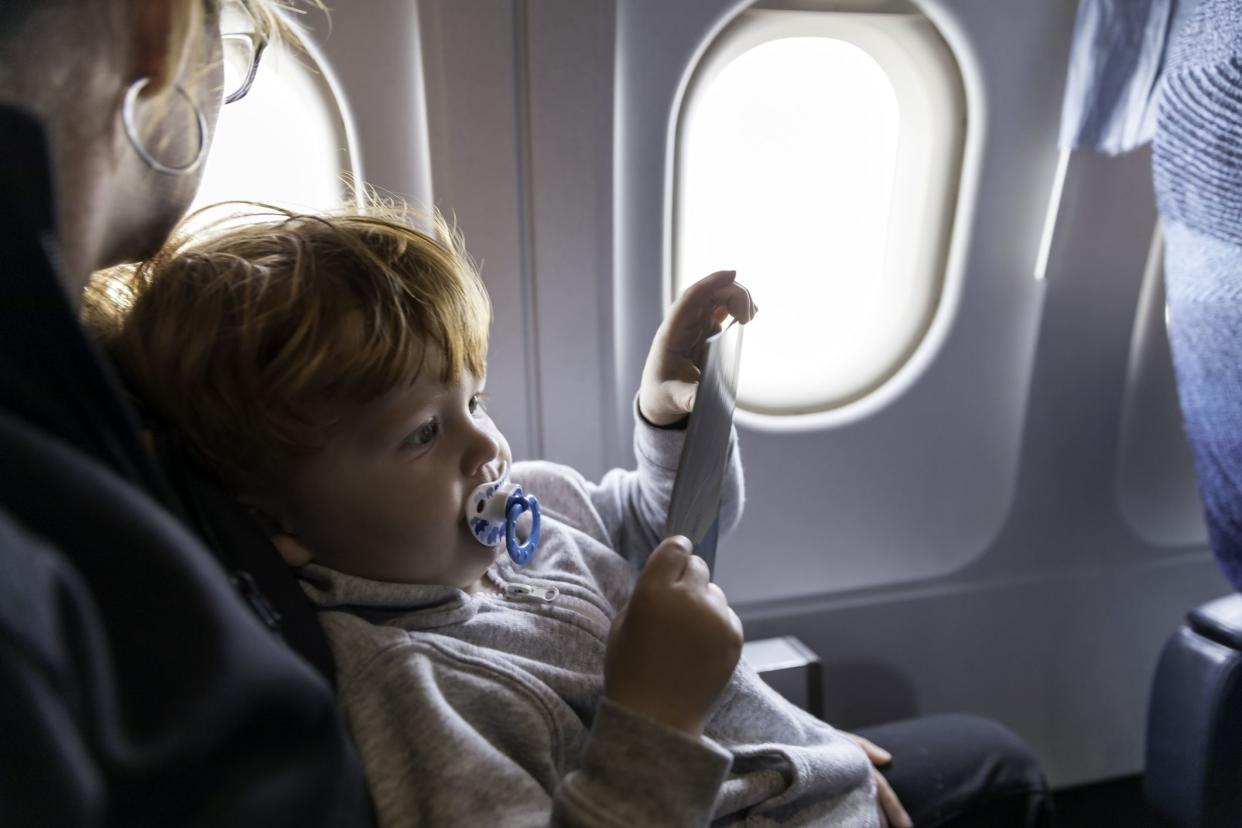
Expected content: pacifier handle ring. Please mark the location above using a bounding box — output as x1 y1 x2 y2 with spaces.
506 494 541 565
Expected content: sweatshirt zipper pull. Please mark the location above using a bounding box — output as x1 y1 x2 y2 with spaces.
504 583 559 602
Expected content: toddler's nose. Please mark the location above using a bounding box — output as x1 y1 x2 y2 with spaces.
461 422 501 478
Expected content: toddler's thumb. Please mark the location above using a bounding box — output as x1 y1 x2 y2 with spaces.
665 379 697 414
642 535 694 582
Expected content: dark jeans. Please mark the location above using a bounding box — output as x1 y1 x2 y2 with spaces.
856 714 1054 828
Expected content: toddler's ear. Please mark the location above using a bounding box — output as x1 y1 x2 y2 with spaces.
240 496 315 567
270 533 315 568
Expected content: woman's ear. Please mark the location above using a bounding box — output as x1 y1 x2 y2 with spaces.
128 0 197 92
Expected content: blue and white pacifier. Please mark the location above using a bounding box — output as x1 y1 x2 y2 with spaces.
465 467 541 565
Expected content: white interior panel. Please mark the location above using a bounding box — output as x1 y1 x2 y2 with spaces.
523 0 616 478
1115 226 1207 548
418 0 539 461
304 0 429 208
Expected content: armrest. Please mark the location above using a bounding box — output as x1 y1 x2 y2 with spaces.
1188 593 1242 650
1145 594 1242 828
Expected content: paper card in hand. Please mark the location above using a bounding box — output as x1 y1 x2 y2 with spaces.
665 320 743 578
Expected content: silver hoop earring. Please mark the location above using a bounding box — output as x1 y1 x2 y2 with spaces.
122 78 208 176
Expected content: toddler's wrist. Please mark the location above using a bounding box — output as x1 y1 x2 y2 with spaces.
637 392 689 430
605 689 705 738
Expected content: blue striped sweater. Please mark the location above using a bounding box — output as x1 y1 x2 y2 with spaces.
1153 0 1242 245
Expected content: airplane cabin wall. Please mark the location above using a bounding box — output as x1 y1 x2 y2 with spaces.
309 0 1232 787
419 0 617 474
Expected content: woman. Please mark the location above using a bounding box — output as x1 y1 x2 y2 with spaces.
0 2 374 824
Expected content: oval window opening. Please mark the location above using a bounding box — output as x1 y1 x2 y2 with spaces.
676 11 962 418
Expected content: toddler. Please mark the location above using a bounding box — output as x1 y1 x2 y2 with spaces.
90 206 888 827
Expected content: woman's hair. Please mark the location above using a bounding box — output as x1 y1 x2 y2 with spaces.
85 202 492 492
241 0 330 52
0 1 320 45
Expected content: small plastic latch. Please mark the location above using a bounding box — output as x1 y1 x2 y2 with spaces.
230 570 282 630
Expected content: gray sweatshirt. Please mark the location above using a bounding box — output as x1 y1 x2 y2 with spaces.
300 417 877 827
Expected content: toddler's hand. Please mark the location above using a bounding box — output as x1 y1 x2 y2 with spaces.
638 270 756 426
603 536 743 737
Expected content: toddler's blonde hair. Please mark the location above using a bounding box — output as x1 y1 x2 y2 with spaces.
86 203 491 492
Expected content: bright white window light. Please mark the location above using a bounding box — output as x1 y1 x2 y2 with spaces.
1033 149 1070 281
680 37 897 413
675 11 965 417
191 33 360 216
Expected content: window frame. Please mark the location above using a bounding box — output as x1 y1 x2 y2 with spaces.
190 24 364 216
671 8 967 426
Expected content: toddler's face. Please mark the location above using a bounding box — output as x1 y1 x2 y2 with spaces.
273 345 512 588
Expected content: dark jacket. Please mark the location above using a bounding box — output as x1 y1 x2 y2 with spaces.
0 105 375 827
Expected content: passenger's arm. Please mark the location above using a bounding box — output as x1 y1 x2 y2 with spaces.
0 633 100 828
0 519 105 828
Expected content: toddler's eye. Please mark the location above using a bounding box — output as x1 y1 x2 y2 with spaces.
469 393 489 415
404 418 440 448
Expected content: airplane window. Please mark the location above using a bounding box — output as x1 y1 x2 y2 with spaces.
190 27 361 217
674 10 965 418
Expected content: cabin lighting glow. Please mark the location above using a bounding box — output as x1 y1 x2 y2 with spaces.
1034 149 1070 282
